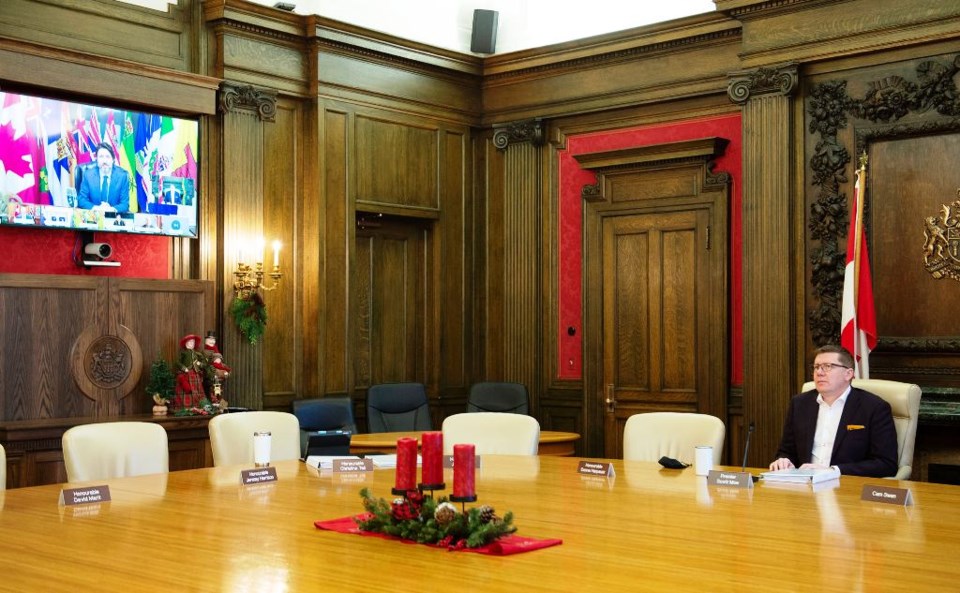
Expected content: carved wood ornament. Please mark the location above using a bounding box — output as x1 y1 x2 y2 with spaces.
806 54 960 348
727 63 798 102
492 118 544 150
573 137 730 201
923 194 960 283
218 82 278 122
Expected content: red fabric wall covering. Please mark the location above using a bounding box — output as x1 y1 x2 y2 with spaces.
557 113 743 386
0 227 169 278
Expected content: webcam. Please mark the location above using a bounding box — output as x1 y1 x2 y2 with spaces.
83 242 112 260
76 231 120 268
273 2 295 10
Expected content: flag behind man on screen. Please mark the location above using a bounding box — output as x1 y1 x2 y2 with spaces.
840 154 877 378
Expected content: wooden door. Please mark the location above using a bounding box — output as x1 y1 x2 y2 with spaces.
353 216 427 392
600 208 720 458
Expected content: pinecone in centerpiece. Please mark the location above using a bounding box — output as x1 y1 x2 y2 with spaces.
434 502 458 526
477 505 499 524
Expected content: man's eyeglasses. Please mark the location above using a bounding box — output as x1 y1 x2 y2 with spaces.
812 363 851 373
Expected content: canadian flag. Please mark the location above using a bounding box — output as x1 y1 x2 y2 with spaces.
840 161 877 378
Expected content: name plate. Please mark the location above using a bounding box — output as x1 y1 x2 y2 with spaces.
443 455 482 469
241 467 278 485
59 485 111 506
333 458 374 472
861 484 913 506
577 461 616 477
707 470 754 489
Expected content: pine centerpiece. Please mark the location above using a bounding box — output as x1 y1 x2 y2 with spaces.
355 488 516 549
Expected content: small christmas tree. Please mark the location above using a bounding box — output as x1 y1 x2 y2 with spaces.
146 354 176 406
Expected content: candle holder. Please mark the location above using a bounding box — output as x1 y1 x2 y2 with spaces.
418 481 446 499
233 260 282 299
450 493 478 505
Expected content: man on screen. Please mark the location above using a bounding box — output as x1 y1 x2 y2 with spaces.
769 344 897 478
77 142 130 213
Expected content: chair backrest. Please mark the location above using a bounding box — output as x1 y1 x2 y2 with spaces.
62 422 169 482
467 382 529 414
291 397 356 457
622 412 725 464
366 383 432 433
442 412 540 455
801 379 921 480
208 411 301 467
291 397 357 433
0 443 5 490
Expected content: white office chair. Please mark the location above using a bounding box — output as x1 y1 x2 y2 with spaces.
801 379 921 480
1 443 6 490
622 412 725 465
441 412 540 455
208 411 301 466
62 422 169 482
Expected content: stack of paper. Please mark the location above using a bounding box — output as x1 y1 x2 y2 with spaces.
760 467 841 484
304 454 420 470
305 455 361 469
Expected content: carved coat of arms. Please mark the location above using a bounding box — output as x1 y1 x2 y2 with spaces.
87 336 131 387
923 196 960 282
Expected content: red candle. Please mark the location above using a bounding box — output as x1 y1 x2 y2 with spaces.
452 443 476 498
420 431 443 486
395 437 418 491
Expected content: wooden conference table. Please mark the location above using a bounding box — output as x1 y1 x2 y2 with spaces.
349 430 581 456
0 457 958 592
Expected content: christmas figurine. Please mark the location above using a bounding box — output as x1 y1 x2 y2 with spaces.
203 331 232 379
203 331 231 406
174 334 206 410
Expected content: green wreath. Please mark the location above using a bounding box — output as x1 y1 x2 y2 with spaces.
230 292 267 344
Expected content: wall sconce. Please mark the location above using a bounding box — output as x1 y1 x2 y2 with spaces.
230 238 281 345
233 238 282 299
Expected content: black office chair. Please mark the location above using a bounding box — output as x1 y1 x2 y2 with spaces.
291 397 356 457
467 382 529 414
366 382 432 433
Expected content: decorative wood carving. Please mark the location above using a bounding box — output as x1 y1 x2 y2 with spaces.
492 119 544 150
805 53 960 347
82 335 137 390
574 137 729 201
218 82 278 122
727 63 798 103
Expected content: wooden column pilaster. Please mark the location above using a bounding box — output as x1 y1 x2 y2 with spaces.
728 65 801 466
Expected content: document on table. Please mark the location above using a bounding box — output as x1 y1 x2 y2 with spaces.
305 454 419 469
760 466 840 484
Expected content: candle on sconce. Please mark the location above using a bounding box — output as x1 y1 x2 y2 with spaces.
272 240 281 269
420 431 443 487
452 443 476 500
257 237 266 264
394 437 418 493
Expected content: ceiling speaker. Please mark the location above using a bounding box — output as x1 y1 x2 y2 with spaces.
470 9 498 54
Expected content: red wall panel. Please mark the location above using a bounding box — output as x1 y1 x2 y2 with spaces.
557 113 743 386
0 227 169 278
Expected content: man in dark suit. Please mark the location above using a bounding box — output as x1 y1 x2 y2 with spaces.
769 344 897 477
77 142 131 212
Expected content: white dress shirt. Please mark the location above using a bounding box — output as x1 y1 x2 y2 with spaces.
811 385 851 466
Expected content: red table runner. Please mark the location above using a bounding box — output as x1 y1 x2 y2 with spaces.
315 515 562 556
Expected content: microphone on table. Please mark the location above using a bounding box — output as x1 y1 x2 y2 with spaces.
741 421 757 481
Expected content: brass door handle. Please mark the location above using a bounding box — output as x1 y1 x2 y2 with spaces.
605 384 615 412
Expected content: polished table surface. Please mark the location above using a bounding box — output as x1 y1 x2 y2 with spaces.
0 457 958 592
349 430 580 456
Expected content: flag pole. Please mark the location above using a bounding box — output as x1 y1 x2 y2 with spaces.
852 152 867 371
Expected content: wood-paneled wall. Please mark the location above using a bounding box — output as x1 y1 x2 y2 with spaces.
2 0 960 468
0 275 213 420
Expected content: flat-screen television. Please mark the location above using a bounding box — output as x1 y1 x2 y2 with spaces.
0 90 199 238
